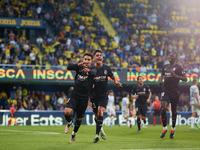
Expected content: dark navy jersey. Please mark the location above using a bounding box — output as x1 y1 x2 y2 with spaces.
131 84 151 105
162 63 186 90
91 64 114 95
67 64 96 98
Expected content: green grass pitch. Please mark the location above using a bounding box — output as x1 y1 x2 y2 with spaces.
0 125 200 150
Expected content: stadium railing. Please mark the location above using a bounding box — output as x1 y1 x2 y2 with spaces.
0 64 162 72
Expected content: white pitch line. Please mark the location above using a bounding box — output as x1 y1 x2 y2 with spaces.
1 129 61 134
113 148 200 150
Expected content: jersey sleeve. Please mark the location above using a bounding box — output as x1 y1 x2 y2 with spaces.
131 86 136 95
194 86 198 94
146 85 151 94
67 64 79 71
107 66 114 78
89 66 97 76
126 98 129 104
161 65 165 76
176 65 186 77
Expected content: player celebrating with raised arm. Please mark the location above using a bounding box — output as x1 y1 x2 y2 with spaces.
91 49 122 143
190 79 200 129
131 76 152 132
64 53 96 143
159 52 187 138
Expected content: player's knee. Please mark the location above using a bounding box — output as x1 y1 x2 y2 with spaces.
64 109 72 116
76 118 82 121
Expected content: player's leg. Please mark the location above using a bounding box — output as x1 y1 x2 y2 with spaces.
64 94 76 134
159 110 163 125
111 109 116 126
154 113 156 126
70 99 88 143
191 104 196 129
64 107 73 134
135 103 142 132
141 105 147 128
170 103 177 138
196 108 200 128
107 114 111 127
160 101 169 138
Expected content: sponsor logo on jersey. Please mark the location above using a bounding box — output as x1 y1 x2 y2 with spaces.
94 76 106 82
173 67 176 71
104 70 107 75
77 74 88 81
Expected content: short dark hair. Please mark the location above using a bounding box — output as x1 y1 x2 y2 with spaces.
93 49 103 56
124 92 129 97
109 90 113 93
137 76 143 81
193 79 198 84
83 53 93 59
173 52 178 59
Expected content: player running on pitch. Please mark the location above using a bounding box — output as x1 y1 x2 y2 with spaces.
190 79 200 130
64 53 96 143
131 76 152 132
159 52 187 138
91 49 122 143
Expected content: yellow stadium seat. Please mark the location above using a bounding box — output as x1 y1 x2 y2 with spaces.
90 12 95 16
127 4 131 8
172 16 175 20
154 25 158 30
127 8 130 13
129 13 134 17
176 16 180 20
90 33 96 38
12 100 17 106
132 24 137 28
111 18 115 23
100 2 105 7
119 3 122 7
45 63 51 70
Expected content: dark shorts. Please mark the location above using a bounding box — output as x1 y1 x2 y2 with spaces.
135 103 147 117
9 113 15 117
154 109 161 116
65 93 88 118
161 88 179 107
91 94 108 113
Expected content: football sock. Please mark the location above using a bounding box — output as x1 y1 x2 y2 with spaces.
64 114 72 123
172 112 177 128
161 113 167 127
154 118 156 126
73 119 82 133
169 118 172 126
191 117 194 128
137 118 141 130
160 118 163 125
107 117 111 126
96 116 103 135
198 116 200 124
131 118 135 125
94 118 97 124
163 126 168 130
143 119 146 124
171 127 175 130
8 119 11 125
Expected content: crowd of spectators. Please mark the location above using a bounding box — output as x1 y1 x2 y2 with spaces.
0 0 200 73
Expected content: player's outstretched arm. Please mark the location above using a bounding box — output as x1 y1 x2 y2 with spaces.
67 62 84 70
170 71 187 82
111 76 122 87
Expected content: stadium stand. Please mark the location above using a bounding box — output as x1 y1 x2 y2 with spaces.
0 0 199 112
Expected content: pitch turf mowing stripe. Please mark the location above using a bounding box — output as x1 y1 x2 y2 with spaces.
1 129 61 134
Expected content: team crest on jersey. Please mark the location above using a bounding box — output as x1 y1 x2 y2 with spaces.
173 67 176 71
104 70 107 75
143 88 146 91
